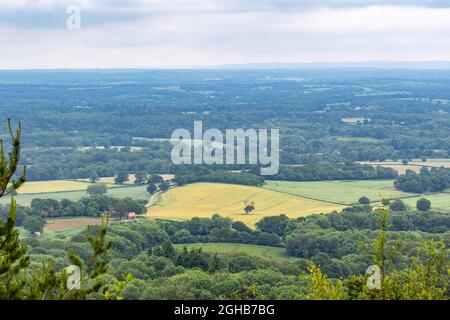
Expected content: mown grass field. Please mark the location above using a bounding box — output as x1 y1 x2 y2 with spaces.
0 185 149 206
402 193 450 212
173 243 297 262
263 180 415 205
147 182 345 226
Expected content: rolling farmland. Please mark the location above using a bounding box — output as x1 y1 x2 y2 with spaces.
147 182 346 226
402 193 450 212
263 180 414 205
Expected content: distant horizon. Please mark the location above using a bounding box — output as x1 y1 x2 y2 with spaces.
5 60 450 71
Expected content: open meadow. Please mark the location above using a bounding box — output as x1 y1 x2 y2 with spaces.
147 182 346 226
402 192 450 212
263 180 415 205
173 243 297 262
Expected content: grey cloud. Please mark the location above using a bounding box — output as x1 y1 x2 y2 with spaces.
2 0 450 30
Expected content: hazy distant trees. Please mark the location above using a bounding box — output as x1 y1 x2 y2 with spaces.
175 169 264 187
148 174 164 184
115 171 129 184
134 171 148 185
394 168 450 193
262 162 397 182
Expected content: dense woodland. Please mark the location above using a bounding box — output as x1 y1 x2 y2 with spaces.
19 207 449 299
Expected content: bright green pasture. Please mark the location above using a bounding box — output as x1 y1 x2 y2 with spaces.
402 193 450 212
173 243 297 262
263 180 417 205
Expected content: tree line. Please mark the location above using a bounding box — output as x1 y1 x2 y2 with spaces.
0 195 146 234
257 162 397 181
174 168 265 186
394 167 450 193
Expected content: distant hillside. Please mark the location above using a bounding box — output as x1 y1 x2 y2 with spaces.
213 61 450 70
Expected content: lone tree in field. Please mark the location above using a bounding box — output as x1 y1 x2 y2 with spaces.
381 198 391 206
416 198 431 212
114 171 129 184
358 196 370 205
87 183 107 196
243 200 255 215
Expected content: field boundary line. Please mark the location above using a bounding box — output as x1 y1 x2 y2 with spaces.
261 186 350 206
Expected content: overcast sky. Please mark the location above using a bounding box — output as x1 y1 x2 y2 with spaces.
2 0 450 68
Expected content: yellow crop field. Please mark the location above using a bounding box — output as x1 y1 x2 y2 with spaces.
147 183 346 226
16 180 91 194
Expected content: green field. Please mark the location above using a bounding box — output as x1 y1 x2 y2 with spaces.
40 226 89 240
173 243 298 262
263 180 415 205
402 193 450 212
1 185 149 206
